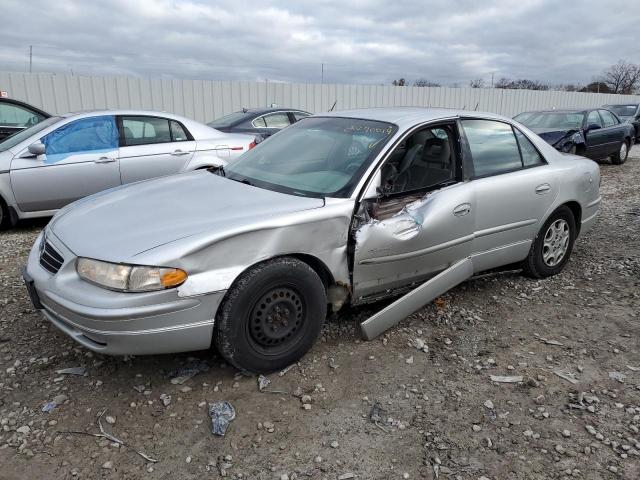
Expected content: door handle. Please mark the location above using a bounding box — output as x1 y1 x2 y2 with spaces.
535 183 551 194
171 150 190 156
94 157 116 164
453 203 471 216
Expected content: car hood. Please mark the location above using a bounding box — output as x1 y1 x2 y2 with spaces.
529 128 577 146
49 171 325 262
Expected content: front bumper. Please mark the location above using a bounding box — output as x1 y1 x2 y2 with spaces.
25 231 226 355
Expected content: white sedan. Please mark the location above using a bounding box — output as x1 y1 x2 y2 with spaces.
0 110 256 229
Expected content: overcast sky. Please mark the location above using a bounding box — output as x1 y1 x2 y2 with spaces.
1 0 638 86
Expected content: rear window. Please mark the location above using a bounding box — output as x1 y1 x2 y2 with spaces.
208 111 251 128
606 105 638 117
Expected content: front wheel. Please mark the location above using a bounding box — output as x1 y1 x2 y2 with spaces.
611 140 629 165
522 206 576 279
214 257 327 373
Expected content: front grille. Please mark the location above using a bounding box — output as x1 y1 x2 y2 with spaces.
39 239 64 275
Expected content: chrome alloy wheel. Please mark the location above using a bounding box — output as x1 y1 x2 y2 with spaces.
619 141 628 160
542 219 570 267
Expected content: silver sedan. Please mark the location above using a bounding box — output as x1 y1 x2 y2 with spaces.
24 108 601 373
0 110 256 228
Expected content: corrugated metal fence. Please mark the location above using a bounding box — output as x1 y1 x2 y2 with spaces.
2 71 639 123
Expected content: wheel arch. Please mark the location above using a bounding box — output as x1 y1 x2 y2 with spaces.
551 200 581 236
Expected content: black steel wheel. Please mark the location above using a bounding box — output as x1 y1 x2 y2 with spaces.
214 257 327 373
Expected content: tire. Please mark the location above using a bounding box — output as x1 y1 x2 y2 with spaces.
0 197 11 231
214 257 327 373
611 140 629 165
522 206 576 279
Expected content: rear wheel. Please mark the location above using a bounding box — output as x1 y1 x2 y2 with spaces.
0 197 11 231
214 257 327 373
611 140 629 165
522 206 576 279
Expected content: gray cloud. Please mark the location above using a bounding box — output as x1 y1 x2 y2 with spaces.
1 0 637 86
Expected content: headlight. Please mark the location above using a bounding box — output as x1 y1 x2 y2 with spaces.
76 258 187 292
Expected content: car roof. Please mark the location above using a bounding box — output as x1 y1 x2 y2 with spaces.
242 107 310 115
316 107 513 128
523 109 589 114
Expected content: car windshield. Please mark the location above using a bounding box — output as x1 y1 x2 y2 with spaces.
224 117 397 198
0 116 63 152
208 111 251 128
606 105 637 117
518 112 584 130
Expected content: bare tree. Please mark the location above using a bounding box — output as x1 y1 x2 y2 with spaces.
413 79 440 87
495 77 549 90
602 60 640 94
580 81 612 94
391 78 406 86
469 78 484 88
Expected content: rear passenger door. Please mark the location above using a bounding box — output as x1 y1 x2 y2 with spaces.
598 109 624 155
118 115 196 184
583 110 608 158
460 119 557 263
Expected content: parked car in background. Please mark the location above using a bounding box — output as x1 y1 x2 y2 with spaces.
0 110 256 229
24 108 600 373
514 108 633 164
208 107 311 140
603 103 640 141
0 98 50 141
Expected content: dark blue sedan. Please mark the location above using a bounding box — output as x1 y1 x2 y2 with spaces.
514 108 634 165
208 107 311 140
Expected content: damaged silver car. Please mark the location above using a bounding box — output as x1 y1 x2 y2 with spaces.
24 108 601 373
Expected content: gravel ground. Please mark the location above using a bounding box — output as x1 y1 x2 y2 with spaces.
0 148 639 480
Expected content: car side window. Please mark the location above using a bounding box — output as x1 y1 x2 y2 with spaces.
380 125 456 194
252 116 267 128
599 110 617 127
514 128 544 167
0 103 45 127
42 116 118 156
293 112 311 122
586 111 602 128
461 119 522 177
170 120 189 142
263 113 291 128
121 116 171 146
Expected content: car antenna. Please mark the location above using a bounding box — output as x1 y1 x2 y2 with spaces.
474 102 479 111
329 100 337 112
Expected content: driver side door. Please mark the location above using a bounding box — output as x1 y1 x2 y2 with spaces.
352 122 475 300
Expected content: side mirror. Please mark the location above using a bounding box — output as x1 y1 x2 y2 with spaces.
27 141 46 156
586 123 601 131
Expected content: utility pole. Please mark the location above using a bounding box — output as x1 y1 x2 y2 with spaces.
321 63 324 84
29 45 32 73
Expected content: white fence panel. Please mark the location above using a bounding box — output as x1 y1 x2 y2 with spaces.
1 71 639 123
